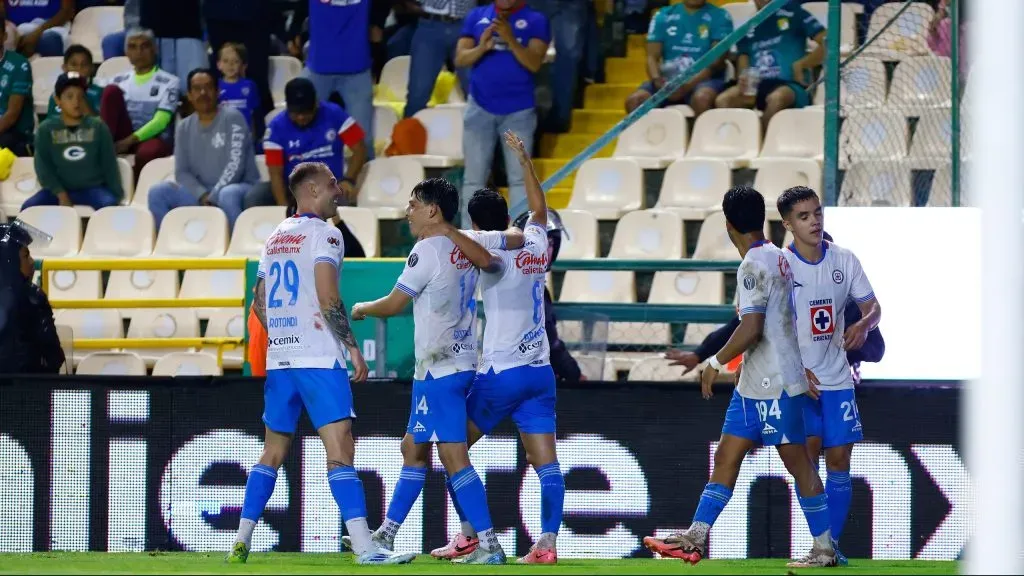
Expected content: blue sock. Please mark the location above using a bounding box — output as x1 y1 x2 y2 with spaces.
327 465 368 522
385 466 427 524
446 475 467 522
798 493 831 538
692 482 732 527
826 471 853 542
536 461 564 535
450 466 494 534
240 464 277 522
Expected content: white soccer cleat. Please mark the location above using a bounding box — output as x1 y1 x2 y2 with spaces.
355 548 416 565
786 546 838 568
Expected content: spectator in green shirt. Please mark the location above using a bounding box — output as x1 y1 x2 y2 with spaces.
21 72 122 211
45 44 102 121
0 15 34 156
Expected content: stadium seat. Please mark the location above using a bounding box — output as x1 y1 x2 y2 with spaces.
722 1 756 26
117 157 135 205
840 160 912 207
17 206 81 257
82 206 155 256
628 356 696 382
815 57 887 112
839 109 908 169
96 56 131 84
686 108 760 168
802 1 859 54
337 206 380 257
104 268 179 317
179 269 244 320
55 309 124 366
753 159 823 207
906 108 952 169
612 108 687 169
754 108 824 166
691 210 765 260
378 55 410 102
609 209 684 260
153 207 229 257
683 322 725 347
887 56 953 116
68 6 125 61
928 161 971 207
566 158 643 220
268 56 302 107
374 104 399 154
265 104 286 127
665 104 694 118
228 206 286 256
253 155 269 181
406 108 464 168
202 308 245 369
556 208 599 259
0 158 42 216
654 159 732 222
648 270 725 306
132 156 176 208
357 157 424 219
125 308 200 366
0 207 6 223
860 1 934 61
76 351 146 376
31 57 63 115
152 352 223 376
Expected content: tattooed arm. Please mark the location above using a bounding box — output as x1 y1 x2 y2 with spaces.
252 278 267 329
314 261 368 382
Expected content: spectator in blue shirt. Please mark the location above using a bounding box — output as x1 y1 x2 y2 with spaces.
455 0 550 226
5 0 74 57
217 43 261 132
402 0 474 119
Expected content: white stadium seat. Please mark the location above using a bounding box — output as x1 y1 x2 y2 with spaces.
374 104 399 154
268 56 302 106
906 108 952 170
839 109 908 169
77 351 146 376
56 309 124 366
152 352 223 376
612 108 687 169
860 1 934 61
82 206 155 256
17 206 81 257
378 56 410 101
125 309 200 366
228 206 286 257
179 269 245 320
265 104 286 127
407 108 464 168
686 108 760 168
654 159 731 221
840 160 912 207
117 157 135 204
31 57 63 115
803 2 859 54
202 308 246 369
753 158 823 208
824 57 888 113
628 356 693 382
692 210 765 261
0 158 42 216
887 56 953 116
68 6 125 62
96 56 131 84
755 108 824 166
357 157 424 219
154 207 229 257
132 156 176 208
556 209 599 259
566 158 643 220
648 270 725 306
337 206 380 257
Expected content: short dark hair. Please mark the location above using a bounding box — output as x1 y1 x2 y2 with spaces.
63 44 93 65
218 42 248 64
187 68 216 91
288 162 326 197
722 185 765 234
776 186 820 219
411 177 459 224
467 188 508 232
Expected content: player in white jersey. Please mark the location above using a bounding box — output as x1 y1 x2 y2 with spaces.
778 186 881 564
426 131 563 564
228 162 414 565
350 177 524 564
643 186 837 568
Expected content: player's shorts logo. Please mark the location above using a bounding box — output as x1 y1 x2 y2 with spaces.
810 303 834 340
832 269 844 284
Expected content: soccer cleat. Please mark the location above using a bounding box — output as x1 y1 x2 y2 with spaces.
786 546 839 568
643 531 706 565
355 548 417 565
342 531 393 553
833 539 849 566
225 541 249 564
453 545 507 565
430 533 479 560
517 544 557 564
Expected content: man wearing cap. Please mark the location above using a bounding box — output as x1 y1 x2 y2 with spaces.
21 72 122 212
147 68 259 230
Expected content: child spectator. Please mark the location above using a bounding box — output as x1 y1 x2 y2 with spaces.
217 42 260 131
45 44 102 121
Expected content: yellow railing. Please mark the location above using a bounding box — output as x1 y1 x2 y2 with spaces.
40 258 250 367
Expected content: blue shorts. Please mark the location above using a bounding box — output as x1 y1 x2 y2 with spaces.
407 371 475 444
804 388 864 449
467 364 557 435
638 78 727 106
721 389 806 446
263 367 355 434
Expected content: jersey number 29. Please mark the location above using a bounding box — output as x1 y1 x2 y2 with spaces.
268 260 299 308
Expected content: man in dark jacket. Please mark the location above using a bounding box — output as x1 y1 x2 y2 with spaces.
0 220 65 374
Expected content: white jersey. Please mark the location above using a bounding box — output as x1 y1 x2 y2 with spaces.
784 241 875 390
395 230 508 380
478 222 551 374
111 67 180 139
735 241 808 400
258 214 346 371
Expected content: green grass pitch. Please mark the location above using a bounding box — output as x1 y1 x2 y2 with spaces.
0 553 958 575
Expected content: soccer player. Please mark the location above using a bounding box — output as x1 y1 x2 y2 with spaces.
227 161 414 566
778 186 882 564
642 186 838 568
350 177 524 564
428 130 563 564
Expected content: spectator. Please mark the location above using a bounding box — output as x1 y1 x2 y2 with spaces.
4 0 74 57
245 77 367 210
293 0 375 158
148 69 259 230
138 0 205 93
531 0 585 133
100 28 177 181
23 73 122 212
714 0 825 130
216 43 260 132
624 0 733 117
0 16 34 157
928 0 968 81
454 0 550 225
45 44 102 121
368 0 392 82
401 0 473 119
100 0 139 60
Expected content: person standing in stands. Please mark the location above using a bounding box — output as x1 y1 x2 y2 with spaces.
402 0 473 119
100 28 178 182
3 0 74 58
455 0 550 226
0 15 33 156
138 0 206 94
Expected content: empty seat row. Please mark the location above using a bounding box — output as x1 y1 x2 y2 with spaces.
840 160 966 207
74 351 224 376
813 56 957 115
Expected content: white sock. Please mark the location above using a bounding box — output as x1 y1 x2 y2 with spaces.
813 529 834 552
478 528 501 552
235 518 256 547
537 532 557 550
378 519 401 543
461 521 477 539
688 521 710 542
345 518 374 555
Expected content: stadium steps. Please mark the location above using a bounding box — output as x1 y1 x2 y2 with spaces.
604 57 650 85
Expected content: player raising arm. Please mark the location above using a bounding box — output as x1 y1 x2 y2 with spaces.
349 178 522 564
779 186 881 565
643 186 837 568
228 162 413 566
